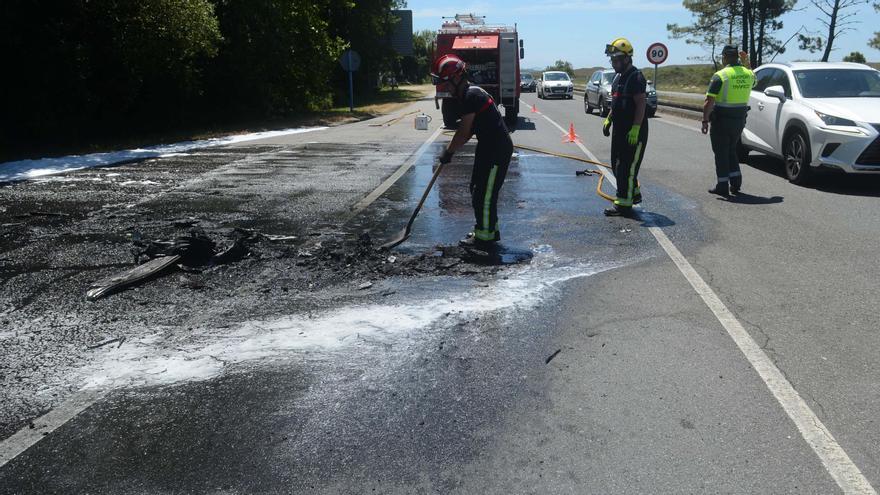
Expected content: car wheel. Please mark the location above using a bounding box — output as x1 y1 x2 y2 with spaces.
783 129 812 184
585 97 593 114
647 107 656 118
538 89 543 99
599 98 609 117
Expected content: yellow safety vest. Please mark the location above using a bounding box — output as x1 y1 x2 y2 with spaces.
708 65 755 107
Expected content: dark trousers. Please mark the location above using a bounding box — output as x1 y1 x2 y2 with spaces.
471 138 513 241
610 121 648 207
709 114 746 189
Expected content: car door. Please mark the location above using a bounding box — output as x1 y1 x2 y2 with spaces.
746 68 783 153
587 71 601 105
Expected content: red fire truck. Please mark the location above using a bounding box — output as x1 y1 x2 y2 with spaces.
432 14 524 128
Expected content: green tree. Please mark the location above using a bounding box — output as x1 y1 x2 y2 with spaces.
546 60 575 76
870 3 880 50
670 0 793 68
208 0 345 113
1 0 222 148
799 0 871 61
843 51 867 61
409 29 437 83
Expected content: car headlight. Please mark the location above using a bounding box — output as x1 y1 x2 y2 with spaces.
815 111 856 127
648 91 657 96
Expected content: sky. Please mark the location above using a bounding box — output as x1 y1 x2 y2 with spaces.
405 0 880 70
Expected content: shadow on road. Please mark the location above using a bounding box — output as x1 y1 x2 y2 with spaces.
724 192 784 205
511 117 537 132
745 155 880 198
638 210 675 228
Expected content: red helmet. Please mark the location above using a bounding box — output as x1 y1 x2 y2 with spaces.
431 54 466 84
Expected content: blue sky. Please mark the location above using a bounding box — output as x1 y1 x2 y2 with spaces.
406 0 880 69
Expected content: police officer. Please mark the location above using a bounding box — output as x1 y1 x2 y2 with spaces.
702 45 755 196
431 54 513 248
602 37 649 217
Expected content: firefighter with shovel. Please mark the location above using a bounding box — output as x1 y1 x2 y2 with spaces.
433 54 514 249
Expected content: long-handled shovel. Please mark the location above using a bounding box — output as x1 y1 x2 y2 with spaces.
379 161 446 250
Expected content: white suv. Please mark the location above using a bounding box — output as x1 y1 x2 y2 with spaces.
740 62 880 184
537 71 574 99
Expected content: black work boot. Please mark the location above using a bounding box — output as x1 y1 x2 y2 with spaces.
459 232 497 249
730 179 741 195
603 205 634 217
708 183 730 197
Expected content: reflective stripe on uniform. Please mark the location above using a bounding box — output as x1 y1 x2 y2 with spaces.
614 141 643 207
475 165 499 240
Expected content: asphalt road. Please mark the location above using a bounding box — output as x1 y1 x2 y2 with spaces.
1 91 879 494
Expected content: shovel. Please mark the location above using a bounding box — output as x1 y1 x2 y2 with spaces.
379 161 446 250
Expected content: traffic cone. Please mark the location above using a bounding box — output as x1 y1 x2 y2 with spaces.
563 122 580 143
530 103 539 113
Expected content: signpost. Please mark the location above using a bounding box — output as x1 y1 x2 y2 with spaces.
646 42 669 88
339 49 361 112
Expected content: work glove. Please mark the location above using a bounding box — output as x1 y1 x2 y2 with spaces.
627 124 641 145
438 149 453 164
602 116 612 137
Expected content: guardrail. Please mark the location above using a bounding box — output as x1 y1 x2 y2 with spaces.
571 86 702 114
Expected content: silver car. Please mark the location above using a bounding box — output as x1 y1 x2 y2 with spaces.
585 69 657 117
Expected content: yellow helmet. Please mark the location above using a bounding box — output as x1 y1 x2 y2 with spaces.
605 37 634 58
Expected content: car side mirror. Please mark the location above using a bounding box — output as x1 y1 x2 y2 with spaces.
764 85 786 101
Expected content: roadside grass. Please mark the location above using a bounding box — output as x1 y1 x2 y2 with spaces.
1 85 433 164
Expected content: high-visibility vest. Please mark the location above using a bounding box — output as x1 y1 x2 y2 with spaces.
709 65 754 107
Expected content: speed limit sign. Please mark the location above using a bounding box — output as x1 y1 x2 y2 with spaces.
647 43 669 65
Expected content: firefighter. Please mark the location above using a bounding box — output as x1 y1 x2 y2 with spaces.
602 37 649 217
431 54 514 248
702 45 755 197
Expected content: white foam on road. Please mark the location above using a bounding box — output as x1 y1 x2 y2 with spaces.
81 249 620 390
0 126 326 183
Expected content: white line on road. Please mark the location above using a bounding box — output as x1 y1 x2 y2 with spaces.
649 227 876 495
0 389 105 469
348 124 444 218
532 102 876 495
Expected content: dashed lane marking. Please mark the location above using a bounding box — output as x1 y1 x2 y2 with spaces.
348 124 444 218
532 101 877 495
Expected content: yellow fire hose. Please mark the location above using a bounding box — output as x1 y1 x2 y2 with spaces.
512 143 617 202
439 130 627 203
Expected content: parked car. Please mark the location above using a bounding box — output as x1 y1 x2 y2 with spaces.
740 62 880 184
537 71 573 99
585 68 656 117
520 73 537 92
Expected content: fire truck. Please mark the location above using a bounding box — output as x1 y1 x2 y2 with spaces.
432 14 524 128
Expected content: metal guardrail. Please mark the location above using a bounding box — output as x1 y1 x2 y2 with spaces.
571 86 702 113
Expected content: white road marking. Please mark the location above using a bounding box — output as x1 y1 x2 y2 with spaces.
649 227 876 495
533 102 876 495
349 124 444 217
0 390 105 469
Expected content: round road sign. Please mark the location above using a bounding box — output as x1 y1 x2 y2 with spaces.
646 43 669 65
339 49 361 72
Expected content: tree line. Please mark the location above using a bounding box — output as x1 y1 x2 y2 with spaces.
669 0 880 68
1 0 404 155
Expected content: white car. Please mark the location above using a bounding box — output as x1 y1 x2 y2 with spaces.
740 62 880 184
538 71 574 99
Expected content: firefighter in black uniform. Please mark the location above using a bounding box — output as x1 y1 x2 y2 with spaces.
602 37 649 217
431 54 514 248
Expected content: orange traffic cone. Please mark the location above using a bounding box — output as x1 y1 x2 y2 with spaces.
563 122 580 143
530 103 539 113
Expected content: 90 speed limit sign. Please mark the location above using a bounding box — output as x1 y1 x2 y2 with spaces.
646 43 668 65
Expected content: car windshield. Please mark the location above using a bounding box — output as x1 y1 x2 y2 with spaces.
521 74 533 81
793 69 880 98
602 73 615 85
544 73 570 81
